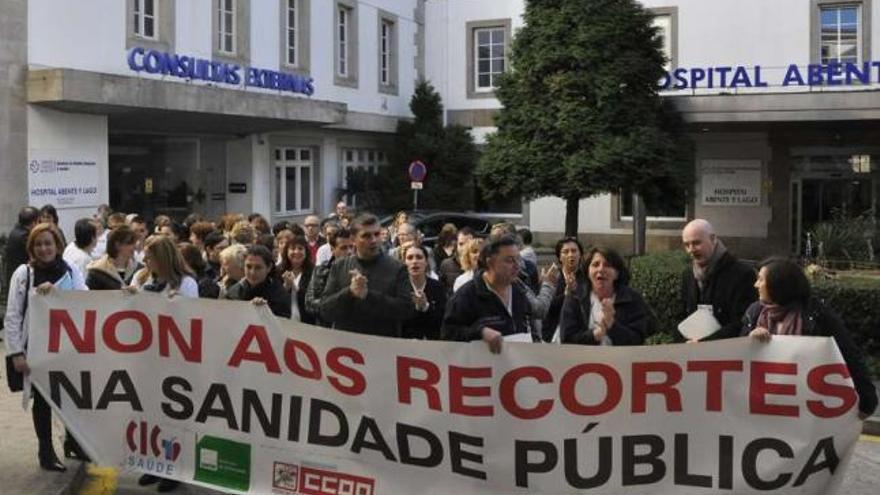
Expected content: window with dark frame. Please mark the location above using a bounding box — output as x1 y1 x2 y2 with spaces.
380 19 393 86
274 147 313 214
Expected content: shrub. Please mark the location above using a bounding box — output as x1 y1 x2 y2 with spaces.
813 276 880 379
629 250 689 340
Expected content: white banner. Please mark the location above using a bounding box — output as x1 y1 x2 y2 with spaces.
28 292 861 495
27 151 101 208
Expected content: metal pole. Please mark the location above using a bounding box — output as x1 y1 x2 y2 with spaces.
413 189 419 211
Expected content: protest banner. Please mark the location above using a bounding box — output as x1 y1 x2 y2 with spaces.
27 291 861 494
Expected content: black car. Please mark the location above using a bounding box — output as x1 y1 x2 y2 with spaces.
380 211 492 247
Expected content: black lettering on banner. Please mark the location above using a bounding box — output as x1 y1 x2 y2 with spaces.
351 416 397 461
622 435 665 486
287 395 303 442
241 388 282 439
397 423 443 468
449 432 487 480
161 376 193 420
49 371 92 409
308 399 349 447
514 441 557 488
742 438 793 490
195 383 239 430
674 434 713 487
565 437 612 489
96 370 143 411
719 435 734 490
793 437 840 487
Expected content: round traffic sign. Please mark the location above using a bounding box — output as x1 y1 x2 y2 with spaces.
408 160 427 182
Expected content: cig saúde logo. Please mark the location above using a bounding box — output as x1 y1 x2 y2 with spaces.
126 420 181 461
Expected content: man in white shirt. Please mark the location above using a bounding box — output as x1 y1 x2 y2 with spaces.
63 218 97 276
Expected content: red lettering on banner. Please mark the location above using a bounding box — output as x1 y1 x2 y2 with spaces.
227 325 281 373
806 363 857 418
632 362 683 413
48 309 96 353
559 363 622 416
750 361 799 417
327 347 366 396
103 310 152 353
283 338 322 380
396 357 441 411
450 366 493 416
687 360 744 411
499 366 554 420
157 314 202 362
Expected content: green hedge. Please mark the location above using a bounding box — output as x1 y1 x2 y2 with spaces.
628 251 880 378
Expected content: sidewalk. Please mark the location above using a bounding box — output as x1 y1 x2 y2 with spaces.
0 383 86 495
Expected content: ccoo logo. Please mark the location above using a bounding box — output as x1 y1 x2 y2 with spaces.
126 421 181 461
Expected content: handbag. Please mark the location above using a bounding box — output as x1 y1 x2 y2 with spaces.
5 267 29 393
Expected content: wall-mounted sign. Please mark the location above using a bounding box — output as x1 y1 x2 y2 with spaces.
662 61 880 90
701 159 761 207
127 48 315 96
28 152 101 208
228 183 247 194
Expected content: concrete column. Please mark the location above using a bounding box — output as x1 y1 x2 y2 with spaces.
0 0 28 234
321 136 340 216
251 134 272 217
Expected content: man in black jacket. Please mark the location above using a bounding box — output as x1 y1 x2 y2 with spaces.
680 219 756 341
319 214 413 337
442 235 533 353
306 228 353 326
4 207 39 290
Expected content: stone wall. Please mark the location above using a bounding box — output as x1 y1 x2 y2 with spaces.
0 0 28 235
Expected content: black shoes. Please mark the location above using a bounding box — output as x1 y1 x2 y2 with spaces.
63 437 90 462
138 474 180 492
138 474 160 485
38 452 66 472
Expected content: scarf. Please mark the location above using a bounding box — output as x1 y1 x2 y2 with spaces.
756 303 803 336
692 239 727 291
32 256 69 286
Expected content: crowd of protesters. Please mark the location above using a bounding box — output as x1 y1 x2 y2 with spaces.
2 201 877 489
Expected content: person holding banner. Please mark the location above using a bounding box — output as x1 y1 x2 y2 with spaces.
279 235 315 323
743 257 878 419
442 235 534 353
85 225 139 290
402 244 446 340
130 235 198 297
225 245 292 318
4 223 89 472
559 247 648 346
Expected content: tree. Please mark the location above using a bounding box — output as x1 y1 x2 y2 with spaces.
369 81 478 213
477 0 692 238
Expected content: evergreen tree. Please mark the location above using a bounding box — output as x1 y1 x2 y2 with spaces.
477 0 692 237
369 80 478 213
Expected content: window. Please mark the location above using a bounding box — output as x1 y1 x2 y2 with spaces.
820 4 860 64
133 0 157 39
652 15 672 71
274 147 313 214
286 0 298 66
380 20 393 85
619 187 687 220
218 0 236 54
341 148 387 207
337 6 350 77
474 27 506 91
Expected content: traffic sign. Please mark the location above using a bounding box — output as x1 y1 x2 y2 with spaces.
411 181 423 190
408 160 427 182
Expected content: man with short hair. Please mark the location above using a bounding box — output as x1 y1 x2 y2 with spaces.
441 235 534 353
438 227 474 294
303 215 324 262
128 216 149 264
4 206 39 290
389 223 436 272
63 218 98 276
319 214 413 337
306 228 353 326
314 221 340 266
679 219 757 341
490 222 540 292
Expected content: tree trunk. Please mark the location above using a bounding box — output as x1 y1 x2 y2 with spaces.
565 197 579 237
632 192 647 256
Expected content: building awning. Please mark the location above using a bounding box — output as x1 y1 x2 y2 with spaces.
27 68 348 135
671 89 880 123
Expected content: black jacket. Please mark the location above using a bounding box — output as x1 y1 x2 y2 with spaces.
306 258 334 326
742 300 878 417
438 256 463 296
560 284 648 346
319 253 414 337
441 271 534 342
4 224 29 291
225 276 292 318
541 271 588 342
680 252 756 341
402 278 447 340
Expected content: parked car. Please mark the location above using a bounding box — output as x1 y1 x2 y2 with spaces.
380 211 493 247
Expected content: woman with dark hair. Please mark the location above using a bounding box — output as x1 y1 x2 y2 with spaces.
278 236 315 323
4 223 88 471
178 242 220 299
434 223 458 269
542 237 586 342
402 244 446 340
86 225 140 290
225 245 292 318
743 257 878 419
560 247 648 346
39 204 67 245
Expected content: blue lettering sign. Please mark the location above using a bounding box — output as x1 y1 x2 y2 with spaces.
663 61 880 90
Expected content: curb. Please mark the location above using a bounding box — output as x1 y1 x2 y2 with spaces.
56 461 88 495
864 417 880 437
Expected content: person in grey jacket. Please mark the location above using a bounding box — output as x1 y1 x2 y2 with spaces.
319 214 414 337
